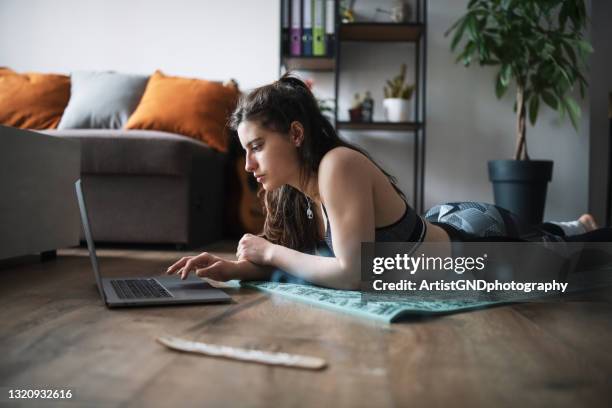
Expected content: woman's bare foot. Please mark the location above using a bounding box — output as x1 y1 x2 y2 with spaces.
578 214 598 232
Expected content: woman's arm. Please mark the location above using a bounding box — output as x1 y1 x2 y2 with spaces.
166 252 273 281
277 149 375 289
268 245 359 289
238 148 375 290
234 259 275 281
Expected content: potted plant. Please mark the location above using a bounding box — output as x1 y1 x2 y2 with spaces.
383 63 415 122
446 0 591 224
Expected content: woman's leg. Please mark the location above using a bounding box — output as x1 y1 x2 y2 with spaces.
424 201 587 242
565 227 612 242
546 214 600 236
425 202 530 239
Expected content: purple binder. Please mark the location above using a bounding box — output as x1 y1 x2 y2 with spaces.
290 0 302 56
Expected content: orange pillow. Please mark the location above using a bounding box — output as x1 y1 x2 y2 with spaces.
0 69 71 129
125 71 239 152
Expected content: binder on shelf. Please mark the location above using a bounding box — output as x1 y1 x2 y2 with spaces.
290 0 302 56
313 0 326 56
325 0 335 57
302 0 313 56
282 0 290 55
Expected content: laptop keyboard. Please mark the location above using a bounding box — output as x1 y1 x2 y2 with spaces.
110 279 172 299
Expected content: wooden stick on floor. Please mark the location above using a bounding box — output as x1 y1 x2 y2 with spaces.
156 335 327 371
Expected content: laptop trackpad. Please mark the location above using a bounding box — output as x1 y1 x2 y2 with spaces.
156 276 214 293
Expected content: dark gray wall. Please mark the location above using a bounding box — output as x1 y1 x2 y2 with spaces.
588 0 612 225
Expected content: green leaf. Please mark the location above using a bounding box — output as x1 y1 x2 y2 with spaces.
529 95 539 125
558 2 568 29
495 73 508 99
476 15 487 31
466 15 479 42
541 43 555 59
500 64 512 86
481 59 501 66
562 41 577 66
564 97 581 130
450 18 468 50
445 18 462 37
559 104 565 120
541 91 558 110
553 64 572 93
575 40 594 58
576 0 588 23
456 41 476 66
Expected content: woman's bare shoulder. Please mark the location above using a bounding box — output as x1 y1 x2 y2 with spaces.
318 147 373 202
319 146 370 175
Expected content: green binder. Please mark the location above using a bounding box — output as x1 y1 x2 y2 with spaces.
313 0 326 56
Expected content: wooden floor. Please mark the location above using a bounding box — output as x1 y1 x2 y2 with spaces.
1 243 612 407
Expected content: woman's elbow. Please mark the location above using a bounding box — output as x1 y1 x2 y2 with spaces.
336 262 362 290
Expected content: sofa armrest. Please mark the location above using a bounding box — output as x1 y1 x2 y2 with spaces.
0 126 81 260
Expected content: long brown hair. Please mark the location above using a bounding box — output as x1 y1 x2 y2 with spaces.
229 74 405 253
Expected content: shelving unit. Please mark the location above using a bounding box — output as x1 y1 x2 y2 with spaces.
336 121 422 131
282 57 335 71
340 22 424 42
279 0 427 214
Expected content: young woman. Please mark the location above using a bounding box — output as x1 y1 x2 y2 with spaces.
166 75 609 290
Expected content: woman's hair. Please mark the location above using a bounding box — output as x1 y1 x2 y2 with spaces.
228 73 405 253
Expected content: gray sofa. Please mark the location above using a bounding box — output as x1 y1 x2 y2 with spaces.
42 129 227 248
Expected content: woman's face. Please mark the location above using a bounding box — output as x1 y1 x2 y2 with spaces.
237 120 302 191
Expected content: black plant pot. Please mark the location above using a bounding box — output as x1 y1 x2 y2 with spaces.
488 160 553 225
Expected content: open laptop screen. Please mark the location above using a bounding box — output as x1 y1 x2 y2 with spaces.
75 179 107 303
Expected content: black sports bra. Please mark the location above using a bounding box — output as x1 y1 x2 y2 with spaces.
320 200 426 256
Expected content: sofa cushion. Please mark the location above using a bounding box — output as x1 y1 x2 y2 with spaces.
58 71 149 129
41 129 225 177
125 71 238 153
0 69 70 129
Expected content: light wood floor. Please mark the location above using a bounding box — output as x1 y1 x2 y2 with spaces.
1 243 612 407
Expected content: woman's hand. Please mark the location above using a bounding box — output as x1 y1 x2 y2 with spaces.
236 234 276 265
166 252 237 281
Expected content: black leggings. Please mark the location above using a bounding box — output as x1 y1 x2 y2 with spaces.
425 201 612 243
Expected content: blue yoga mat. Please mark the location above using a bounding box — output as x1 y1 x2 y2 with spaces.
242 281 516 323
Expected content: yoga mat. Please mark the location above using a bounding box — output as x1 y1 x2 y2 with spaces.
242 281 513 323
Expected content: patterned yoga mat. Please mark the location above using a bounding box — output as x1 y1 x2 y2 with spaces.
242 281 514 323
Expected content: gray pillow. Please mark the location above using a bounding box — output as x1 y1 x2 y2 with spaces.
58 71 148 129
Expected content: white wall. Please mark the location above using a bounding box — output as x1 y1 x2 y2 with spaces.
0 0 279 89
0 0 595 221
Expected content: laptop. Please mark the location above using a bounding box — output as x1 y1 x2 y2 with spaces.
75 179 231 308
